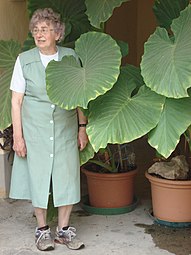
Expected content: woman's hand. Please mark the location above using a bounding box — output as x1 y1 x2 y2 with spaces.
77 107 88 151
11 91 26 157
78 127 89 151
13 137 27 157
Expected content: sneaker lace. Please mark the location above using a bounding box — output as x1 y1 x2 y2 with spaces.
36 228 51 245
59 227 77 241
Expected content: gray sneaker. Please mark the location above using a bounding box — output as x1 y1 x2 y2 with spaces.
55 226 85 250
35 227 55 251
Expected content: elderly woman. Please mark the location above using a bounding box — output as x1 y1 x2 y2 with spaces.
9 8 88 251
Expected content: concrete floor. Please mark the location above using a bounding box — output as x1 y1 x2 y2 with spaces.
0 197 191 255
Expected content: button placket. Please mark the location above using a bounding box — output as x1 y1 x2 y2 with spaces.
49 104 55 160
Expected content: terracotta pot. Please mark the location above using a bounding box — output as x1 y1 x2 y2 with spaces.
145 171 191 222
81 167 138 208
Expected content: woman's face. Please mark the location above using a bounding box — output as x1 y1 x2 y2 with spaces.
32 21 60 54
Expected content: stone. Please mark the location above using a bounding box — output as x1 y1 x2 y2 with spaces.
148 155 189 180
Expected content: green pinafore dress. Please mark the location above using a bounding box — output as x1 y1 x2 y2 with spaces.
9 47 80 209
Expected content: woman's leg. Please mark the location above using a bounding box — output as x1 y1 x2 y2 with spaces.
34 207 47 227
56 204 84 250
58 204 73 229
34 207 55 251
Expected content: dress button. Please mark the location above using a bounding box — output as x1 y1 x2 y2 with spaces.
50 120 54 124
51 104 55 108
50 137 53 141
50 154 54 158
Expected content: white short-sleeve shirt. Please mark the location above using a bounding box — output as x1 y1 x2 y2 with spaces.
10 51 58 93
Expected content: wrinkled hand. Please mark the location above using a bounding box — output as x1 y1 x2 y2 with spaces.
13 137 27 157
78 128 89 151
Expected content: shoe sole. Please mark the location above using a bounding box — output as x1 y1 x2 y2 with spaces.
37 246 55 251
54 239 85 250
36 244 55 251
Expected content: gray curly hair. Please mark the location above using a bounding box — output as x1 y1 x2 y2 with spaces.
29 8 65 42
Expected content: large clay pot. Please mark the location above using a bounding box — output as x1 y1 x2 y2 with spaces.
81 167 138 208
145 171 191 222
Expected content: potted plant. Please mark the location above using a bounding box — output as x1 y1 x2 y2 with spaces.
48 0 191 219
80 143 138 214
44 1 166 214
140 0 191 224
43 0 146 213
0 126 14 198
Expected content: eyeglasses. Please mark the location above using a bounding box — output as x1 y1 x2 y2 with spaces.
32 27 54 36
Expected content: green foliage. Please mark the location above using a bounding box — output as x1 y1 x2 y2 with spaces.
46 32 121 110
47 193 57 223
0 40 21 129
153 0 189 28
46 1 191 160
79 142 95 166
141 4 191 158
22 33 35 52
141 6 191 99
85 0 129 28
87 67 165 152
116 40 129 58
148 97 191 158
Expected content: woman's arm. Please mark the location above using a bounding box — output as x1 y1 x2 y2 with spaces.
77 107 89 151
11 91 27 157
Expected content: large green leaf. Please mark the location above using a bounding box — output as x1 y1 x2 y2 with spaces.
141 5 191 98
87 66 165 152
0 40 21 69
148 97 191 158
0 40 21 129
153 0 189 29
79 141 95 166
85 0 129 28
116 40 129 58
27 0 91 43
124 64 144 93
46 31 121 109
0 69 13 129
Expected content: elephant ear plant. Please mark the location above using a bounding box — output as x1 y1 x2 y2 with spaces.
0 41 20 159
45 9 165 169
46 0 191 169
0 40 21 130
141 0 191 159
